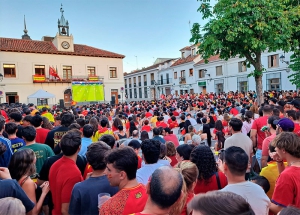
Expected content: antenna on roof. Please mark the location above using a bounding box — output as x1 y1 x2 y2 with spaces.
22 15 31 40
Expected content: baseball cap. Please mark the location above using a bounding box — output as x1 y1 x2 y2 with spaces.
273 118 294 132
288 99 300 109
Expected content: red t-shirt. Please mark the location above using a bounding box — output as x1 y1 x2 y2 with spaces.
163 134 180 147
100 184 148 215
293 123 300 137
251 116 268 149
83 163 93 179
230 108 239 116
169 121 179 129
141 125 151 132
49 156 83 215
145 112 152 118
156 121 168 128
112 125 118 132
167 118 172 124
262 133 276 156
272 166 300 208
173 111 179 116
181 192 194 215
137 156 142 169
169 155 178 167
194 171 227 194
35 128 50 144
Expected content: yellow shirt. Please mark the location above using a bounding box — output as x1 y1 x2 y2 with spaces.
91 129 114 142
260 161 287 199
150 116 157 127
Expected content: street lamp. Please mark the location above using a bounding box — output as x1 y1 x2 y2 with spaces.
280 55 289 65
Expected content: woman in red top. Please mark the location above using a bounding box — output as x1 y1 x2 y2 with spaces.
168 116 179 129
170 161 199 215
112 117 123 132
212 120 226 140
141 120 151 132
166 141 178 166
190 145 227 194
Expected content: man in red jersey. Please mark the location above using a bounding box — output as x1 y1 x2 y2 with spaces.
285 110 300 136
49 129 83 215
251 105 273 168
100 147 148 215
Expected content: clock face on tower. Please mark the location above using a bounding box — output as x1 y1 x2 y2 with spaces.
61 41 70 49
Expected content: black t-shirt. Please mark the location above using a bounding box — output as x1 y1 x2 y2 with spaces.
39 153 87 181
0 179 35 213
44 126 69 153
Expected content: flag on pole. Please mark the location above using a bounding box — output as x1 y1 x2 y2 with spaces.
49 66 61 80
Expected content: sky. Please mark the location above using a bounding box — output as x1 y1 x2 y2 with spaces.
0 0 207 73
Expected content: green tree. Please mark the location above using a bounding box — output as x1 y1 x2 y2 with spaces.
190 0 295 104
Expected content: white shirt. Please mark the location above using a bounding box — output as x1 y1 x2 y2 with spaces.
136 162 164 185
188 117 197 126
222 181 270 215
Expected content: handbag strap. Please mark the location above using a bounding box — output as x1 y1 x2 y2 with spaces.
215 172 222 190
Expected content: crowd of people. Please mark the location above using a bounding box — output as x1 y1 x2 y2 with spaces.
0 90 300 215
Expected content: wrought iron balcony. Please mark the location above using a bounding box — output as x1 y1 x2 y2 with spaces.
32 75 104 83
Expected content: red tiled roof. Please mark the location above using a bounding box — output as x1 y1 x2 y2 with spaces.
170 55 199 67
0 37 125 58
180 46 191 51
195 55 220 65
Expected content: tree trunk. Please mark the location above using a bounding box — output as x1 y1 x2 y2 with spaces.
255 75 263 105
254 56 264 106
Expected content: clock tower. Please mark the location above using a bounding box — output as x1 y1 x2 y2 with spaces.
52 4 74 52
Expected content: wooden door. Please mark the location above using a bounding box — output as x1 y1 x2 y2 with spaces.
111 91 118 104
203 86 207 94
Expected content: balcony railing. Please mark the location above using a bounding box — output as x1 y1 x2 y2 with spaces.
138 82 141 86
134 83 137 87
125 84 127 88
129 84 132 88
32 75 104 83
144 81 147 86
158 79 173 85
179 77 186 84
151 80 156 85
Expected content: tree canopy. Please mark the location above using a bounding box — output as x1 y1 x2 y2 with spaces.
190 0 300 104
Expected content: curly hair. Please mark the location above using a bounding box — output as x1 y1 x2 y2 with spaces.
141 139 161 164
190 145 218 183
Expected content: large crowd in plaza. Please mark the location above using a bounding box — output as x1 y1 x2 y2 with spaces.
1 90 300 215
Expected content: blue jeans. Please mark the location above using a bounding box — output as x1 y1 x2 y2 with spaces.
256 149 262 169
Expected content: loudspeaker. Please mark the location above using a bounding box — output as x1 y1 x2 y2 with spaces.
59 99 64 108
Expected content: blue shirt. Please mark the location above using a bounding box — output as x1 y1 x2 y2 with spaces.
152 136 166 144
78 137 92 157
0 136 13 167
10 137 25 153
69 175 118 215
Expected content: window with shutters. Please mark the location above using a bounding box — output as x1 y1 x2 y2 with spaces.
268 54 279 68
238 62 247 72
199 69 205 78
216 66 223 76
87 66 96 76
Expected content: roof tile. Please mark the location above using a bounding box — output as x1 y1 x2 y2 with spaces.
195 55 220 65
170 55 199 67
0 37 125 58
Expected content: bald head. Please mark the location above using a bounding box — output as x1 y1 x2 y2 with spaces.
149 166 183 209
